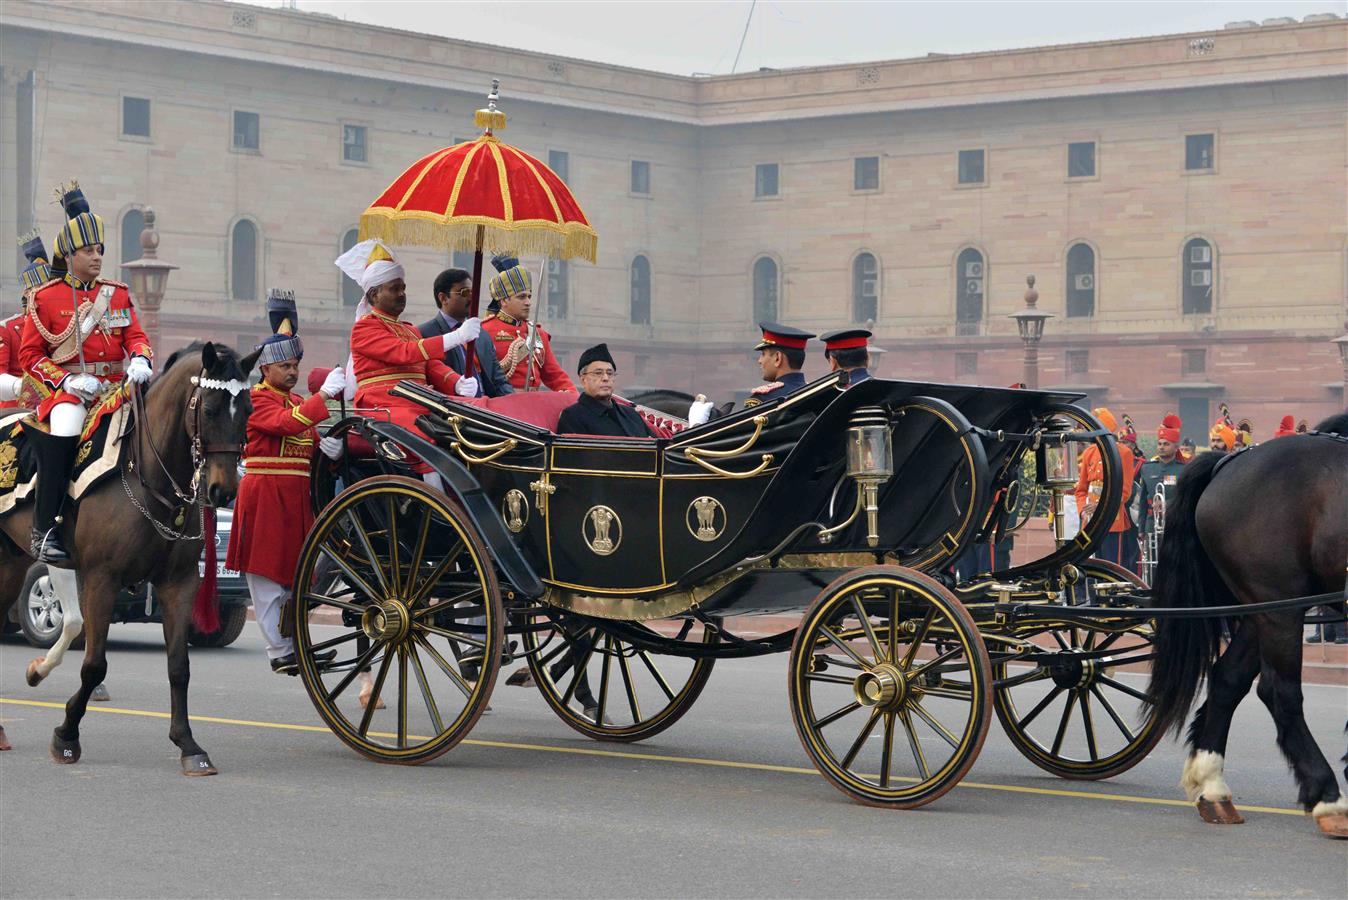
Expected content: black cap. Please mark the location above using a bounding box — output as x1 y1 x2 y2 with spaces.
819 328 872 356
754 322 815 351
577 343 615 374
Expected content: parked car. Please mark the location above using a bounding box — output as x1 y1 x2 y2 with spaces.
4 507 252 649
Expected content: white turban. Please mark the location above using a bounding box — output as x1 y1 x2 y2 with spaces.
336 238 406 400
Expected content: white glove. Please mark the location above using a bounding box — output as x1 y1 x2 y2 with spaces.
62 373 101 400
454 376 479 398
126 356 153 385
319 366 347 399
319 436 344 460
688 396 714 426
443 317 481 350
0 373 21 402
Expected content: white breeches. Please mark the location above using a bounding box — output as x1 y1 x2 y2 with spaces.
35 567 83 677
245 573 294 660
49 401 88 438
0 373 21 402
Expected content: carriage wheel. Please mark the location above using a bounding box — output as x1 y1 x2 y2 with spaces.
292 475 503 764
993 560 1163 780
521 612 716 743
789 565 992 808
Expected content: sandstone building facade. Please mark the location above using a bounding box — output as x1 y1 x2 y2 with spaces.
2 1 1345 437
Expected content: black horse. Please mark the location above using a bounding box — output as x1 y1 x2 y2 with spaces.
1145 412 1348 838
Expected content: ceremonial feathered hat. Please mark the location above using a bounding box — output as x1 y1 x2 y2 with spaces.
18 230 52 294
256 287 303 366
52 180 104 261
577 343 615 374
488 253 531 305
1157 413 1182 444
1119 413 1139 447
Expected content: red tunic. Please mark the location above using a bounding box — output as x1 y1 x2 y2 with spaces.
0 313 28 410
225 383 331 588
19 274 153 434
350 311 461 440
1074 443 1136 533
481 313 575 393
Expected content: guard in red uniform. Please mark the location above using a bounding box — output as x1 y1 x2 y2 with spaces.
481 255 575 393
226 289 347 673
20 183 154 562
0 232 51 410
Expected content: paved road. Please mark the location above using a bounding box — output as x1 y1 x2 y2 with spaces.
2 625 1345 898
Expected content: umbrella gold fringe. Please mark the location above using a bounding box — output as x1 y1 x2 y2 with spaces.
358 214 597 264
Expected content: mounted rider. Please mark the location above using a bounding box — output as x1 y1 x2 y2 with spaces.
481 254 575 393
744 323 814 409
0 231 52 410
20 183 154 563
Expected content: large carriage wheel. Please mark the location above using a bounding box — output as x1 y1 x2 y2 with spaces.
789 565 992 808
521 611 716 743
993 560 1163 780
291 475 503 764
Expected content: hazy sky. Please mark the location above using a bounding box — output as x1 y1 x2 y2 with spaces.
240 0 1342 75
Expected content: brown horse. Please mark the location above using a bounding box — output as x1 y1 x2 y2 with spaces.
0 342 257 772
1145 412 1348 838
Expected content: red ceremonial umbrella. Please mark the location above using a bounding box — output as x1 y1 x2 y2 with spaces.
359 83 597 316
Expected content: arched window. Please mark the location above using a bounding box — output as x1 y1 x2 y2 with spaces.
1182 237 1214 314
956 247 985 331
1065 242 1095 318
851 252 877 323
630 255 651 325
340 228 362 306
752 256 778 322
230 219 258 301
119 208 144 281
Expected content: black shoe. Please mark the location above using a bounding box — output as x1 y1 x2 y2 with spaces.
1306 634 1324 644
27 431 79 563
460 662 481 683
270 649 336 675
583 704 615 727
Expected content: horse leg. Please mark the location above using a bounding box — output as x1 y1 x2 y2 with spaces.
1180 622 1259 825
0 554 29 751
156 570 217 776
1253 619 1348 838
50 571 115 765
26 567 83 687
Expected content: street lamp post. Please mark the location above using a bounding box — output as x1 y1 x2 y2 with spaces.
1332 325 1348 402
1008 274 1053 390
121 207 178 351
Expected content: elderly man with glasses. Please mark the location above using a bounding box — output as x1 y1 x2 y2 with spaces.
556 343 654 438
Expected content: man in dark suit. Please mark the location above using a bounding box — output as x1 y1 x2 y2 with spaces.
418 268 513 398
557 344 655 437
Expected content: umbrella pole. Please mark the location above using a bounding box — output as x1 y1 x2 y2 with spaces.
467 226 485 378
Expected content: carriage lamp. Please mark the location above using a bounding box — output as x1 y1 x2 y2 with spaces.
845 409 894 548
1035 417 1078 546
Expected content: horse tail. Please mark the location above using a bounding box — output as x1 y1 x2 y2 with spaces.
1145 450 1235 736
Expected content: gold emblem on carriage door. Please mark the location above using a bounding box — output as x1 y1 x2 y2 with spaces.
583 505 621 556
686 496 725 542
502 489 528 533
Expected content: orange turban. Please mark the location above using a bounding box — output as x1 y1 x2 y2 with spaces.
1093 407 1118 434
1209 421 1236 451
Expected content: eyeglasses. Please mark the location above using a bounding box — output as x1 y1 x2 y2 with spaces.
583 368 616 379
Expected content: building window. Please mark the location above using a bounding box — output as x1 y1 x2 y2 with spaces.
852 252 878 324
547 258 569 320
752 257 779 322
956 247 985 332
122 97 150 138
630 160 650 195
340 228 362 306
230 219 258 301
342 124 367 163
1067 141 1095 178
1181 348 1206 375
1177 397 1208 444
548 149 569 184
854 156 879 191
119 208 145 280
1066 349 1090 376
630 255 651 324
1182 237 1214 314
754 163 779 199
1185 133 1214 171
955 351 978 376
1065 242 1096 318
957 149 985 185
233 111 260 151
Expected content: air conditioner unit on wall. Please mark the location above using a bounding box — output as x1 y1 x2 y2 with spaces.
1190 270 1212 287
1190 245 1211 264
965 261 983 278
966 279 983 296
1074 273 1095 291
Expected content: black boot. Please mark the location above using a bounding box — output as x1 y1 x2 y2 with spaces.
27 430 79 563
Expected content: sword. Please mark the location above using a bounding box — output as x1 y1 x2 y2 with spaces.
523 258 547 391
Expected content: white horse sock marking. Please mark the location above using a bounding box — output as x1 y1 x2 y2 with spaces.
37 567 82 677
1312 798 1348 818
1181 750 1232 802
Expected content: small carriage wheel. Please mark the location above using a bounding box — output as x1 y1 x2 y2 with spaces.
789 565 992 808
521 612 716 743
993 560 1163 780
292 475 503 765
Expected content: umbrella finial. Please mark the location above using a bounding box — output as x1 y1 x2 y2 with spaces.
475 78 506 135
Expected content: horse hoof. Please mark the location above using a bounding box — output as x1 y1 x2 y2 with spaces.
1315 813 1348 839
505 666 535 688
181 753 218 776
1196 797 1245 825
358 688 385 710
26 657 46 687
90 684 110 702
50 733 81 765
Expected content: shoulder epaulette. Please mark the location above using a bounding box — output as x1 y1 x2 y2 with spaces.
95 277 128 289
33 276 63 293
483 313 499 322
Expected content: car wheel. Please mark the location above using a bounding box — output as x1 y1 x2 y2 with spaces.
20 564 81 650
188 603 248 648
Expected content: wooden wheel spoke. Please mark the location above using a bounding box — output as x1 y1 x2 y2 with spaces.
908 645 963 679
309 630 362 654
595 635 614 724
324 642 382 704
888 589 900 667
562 630 602 705
317 546 383 605
916 683 973 701
1051 630 1073 652
840 709 881 770
851 596 885 662
408 643 445 735
996 666 1051 689
637 650 677 702
1050 690 1075 757
804 671 856 686
404 502 432 594
909 699 961 749
901 606 936 669
385 497 402 597
411 586 484 620
879 712 896 788
1078 690 1099 761
1017 685 1064 730
1097 675 1148 702
618 643 642 724
358 651 394 737
899 709 930 780
413 634 475 701
813 699 863 730
1089 684 1136 744
415 622 487 649
304 592 366 615
345 509 390 597
407 539 466 608
819 624 871 670
397 645 409 749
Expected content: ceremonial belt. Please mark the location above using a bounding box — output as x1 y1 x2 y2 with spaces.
357 370 427 389
61 360 123 378
244 456 310 477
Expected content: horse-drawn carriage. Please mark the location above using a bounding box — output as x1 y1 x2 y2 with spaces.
288 372 1161 807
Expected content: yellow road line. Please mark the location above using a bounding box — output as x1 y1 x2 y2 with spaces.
0 698 1307 816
